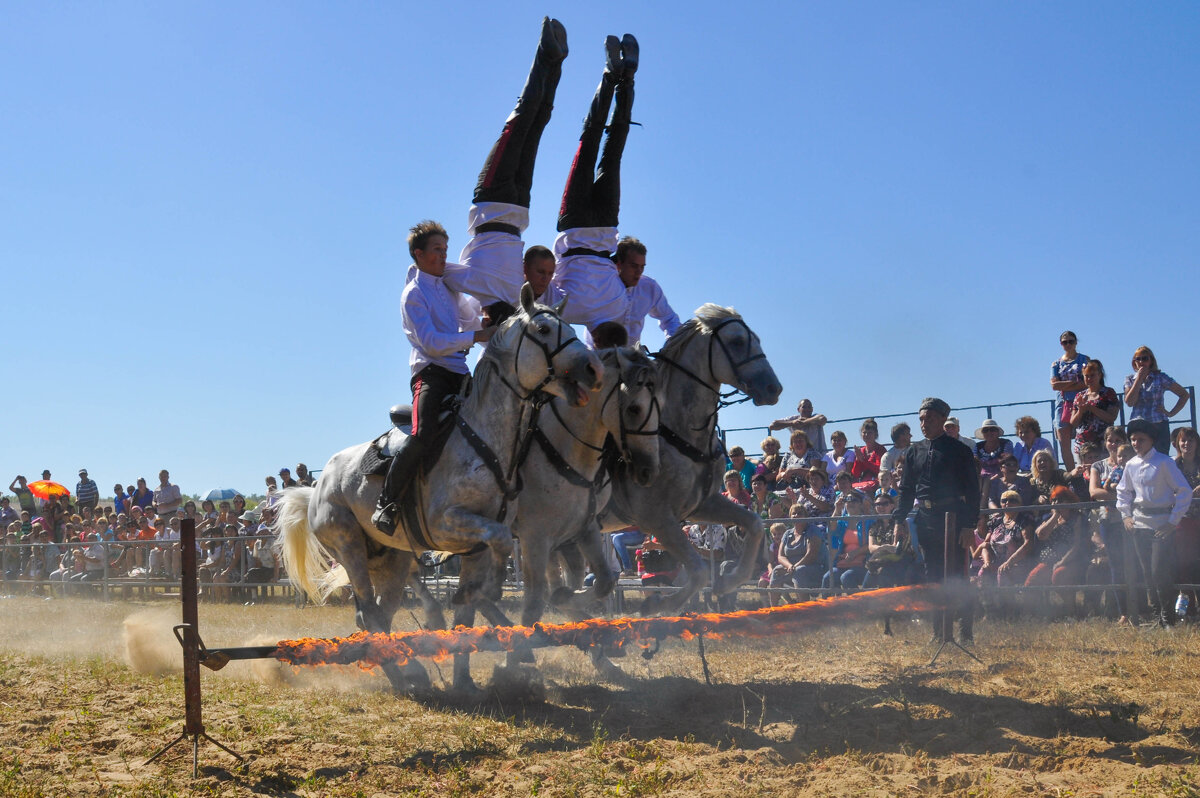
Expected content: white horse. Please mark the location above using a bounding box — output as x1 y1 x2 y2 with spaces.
599 304 782 616
274 287 602 691
447 345 664 690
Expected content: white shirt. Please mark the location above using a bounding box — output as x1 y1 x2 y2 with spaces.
444 201 529 306
619 275 680 347
550 228 626 329
401 268 482 377
880 445 908 475
1116 448 1192 529
822 448 856 479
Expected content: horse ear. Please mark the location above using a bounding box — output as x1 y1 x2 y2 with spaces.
520 283 535 313
552 295 567 316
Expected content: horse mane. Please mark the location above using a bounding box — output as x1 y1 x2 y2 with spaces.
657 303 741 359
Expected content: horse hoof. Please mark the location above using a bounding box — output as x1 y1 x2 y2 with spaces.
490 664 545 699
402 661 432 692
550 586 575 607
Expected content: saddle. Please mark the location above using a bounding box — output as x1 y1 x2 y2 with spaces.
358 400 458 478
357 396 471 556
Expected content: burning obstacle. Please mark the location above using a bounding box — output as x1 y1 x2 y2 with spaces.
272 584 945 670
146 519 948 777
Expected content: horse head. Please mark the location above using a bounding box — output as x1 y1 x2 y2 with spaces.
486 283 602 407
599 346 663 486
662 304 782 406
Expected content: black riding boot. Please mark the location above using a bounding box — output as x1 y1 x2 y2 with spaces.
372 437 427 534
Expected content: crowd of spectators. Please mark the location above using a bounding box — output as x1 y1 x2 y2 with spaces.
0 464 316 601
623 338 1199 624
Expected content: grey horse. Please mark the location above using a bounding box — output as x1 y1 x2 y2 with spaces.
447 345 664 690
599 303 782 617
273 287 602 691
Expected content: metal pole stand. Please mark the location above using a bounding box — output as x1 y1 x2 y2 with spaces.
144 518 245 777
928 511 985 667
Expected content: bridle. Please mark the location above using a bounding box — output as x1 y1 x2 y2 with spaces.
652 317 765 416
482 308 582 402
457 307 584 522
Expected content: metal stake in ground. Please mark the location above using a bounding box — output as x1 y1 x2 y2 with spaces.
144 518 244 777
928 510 984 668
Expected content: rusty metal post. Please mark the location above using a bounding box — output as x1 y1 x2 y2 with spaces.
928 511 983 667
144 518 243 776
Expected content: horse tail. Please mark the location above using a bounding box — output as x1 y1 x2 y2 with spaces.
272 486 335 603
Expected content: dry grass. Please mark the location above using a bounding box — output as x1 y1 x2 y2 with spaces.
2 594 1200 796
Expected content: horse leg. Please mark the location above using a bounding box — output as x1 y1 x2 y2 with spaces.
551 523 616 613
687 495 765 600
451 599 481 693
437 507 514 607
368 549 431 692
634 517 709 616
407 573 447 631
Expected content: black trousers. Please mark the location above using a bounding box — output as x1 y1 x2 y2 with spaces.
915 511 974 635
1129 526 1176 624
410 364 468 444
473 42 563 208
556 77 633 231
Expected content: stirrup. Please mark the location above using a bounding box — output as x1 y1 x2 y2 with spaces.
372 503 398 534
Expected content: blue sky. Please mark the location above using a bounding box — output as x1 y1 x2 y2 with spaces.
3 3 1197 496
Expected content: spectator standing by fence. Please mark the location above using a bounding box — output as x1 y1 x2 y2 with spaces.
850 418 885 492
1051 331 1089 472
74 469 99 513
8 477 36 517
1070 360 1119 456
153 470 182 522
770 398 828 454
1014 416 1053 473
974 420 1014 481
880 423 912 478
1171 427 1200 618
891 397 980 644
1117 419 1192 627
1123 346 1189 456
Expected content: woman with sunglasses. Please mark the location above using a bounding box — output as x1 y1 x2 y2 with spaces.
1124 346 1189 455
1051 331 1089 472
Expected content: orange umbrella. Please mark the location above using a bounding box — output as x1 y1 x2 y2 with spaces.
26 480 70 500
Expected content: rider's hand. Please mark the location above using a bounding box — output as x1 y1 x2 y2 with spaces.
473 326 497 344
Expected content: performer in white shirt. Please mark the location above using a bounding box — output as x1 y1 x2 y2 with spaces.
1116 418 1193 627
550 33 639 335
605 236 680 347
443 17 568 310
374 221 495 534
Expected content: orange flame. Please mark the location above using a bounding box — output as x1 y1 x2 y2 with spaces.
274 585 945 670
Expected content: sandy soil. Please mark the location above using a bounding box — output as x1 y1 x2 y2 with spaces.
1 592 1199 796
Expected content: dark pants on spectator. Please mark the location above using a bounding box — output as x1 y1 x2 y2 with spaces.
1129 526 1177 625
1100 521 1128 617
916 511 974 640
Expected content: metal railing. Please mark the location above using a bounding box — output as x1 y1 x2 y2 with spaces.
720 388 1198 466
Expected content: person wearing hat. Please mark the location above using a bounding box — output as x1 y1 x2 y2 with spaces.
892 397 981 643
1116 418 1192 627
75 469 99 513
944 417 976 450
974 420 1014 481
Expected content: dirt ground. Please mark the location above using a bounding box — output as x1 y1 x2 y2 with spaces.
2 592 1200 797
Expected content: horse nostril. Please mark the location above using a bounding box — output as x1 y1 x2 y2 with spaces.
637 467 653 485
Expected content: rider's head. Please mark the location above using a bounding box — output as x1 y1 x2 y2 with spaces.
591 321 628 349
408 220 449 276
614 236 647 288
523 245 556 298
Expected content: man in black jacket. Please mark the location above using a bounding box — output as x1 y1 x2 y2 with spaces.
892 397 981 643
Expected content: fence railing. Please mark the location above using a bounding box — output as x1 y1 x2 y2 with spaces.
719 388 1198 466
